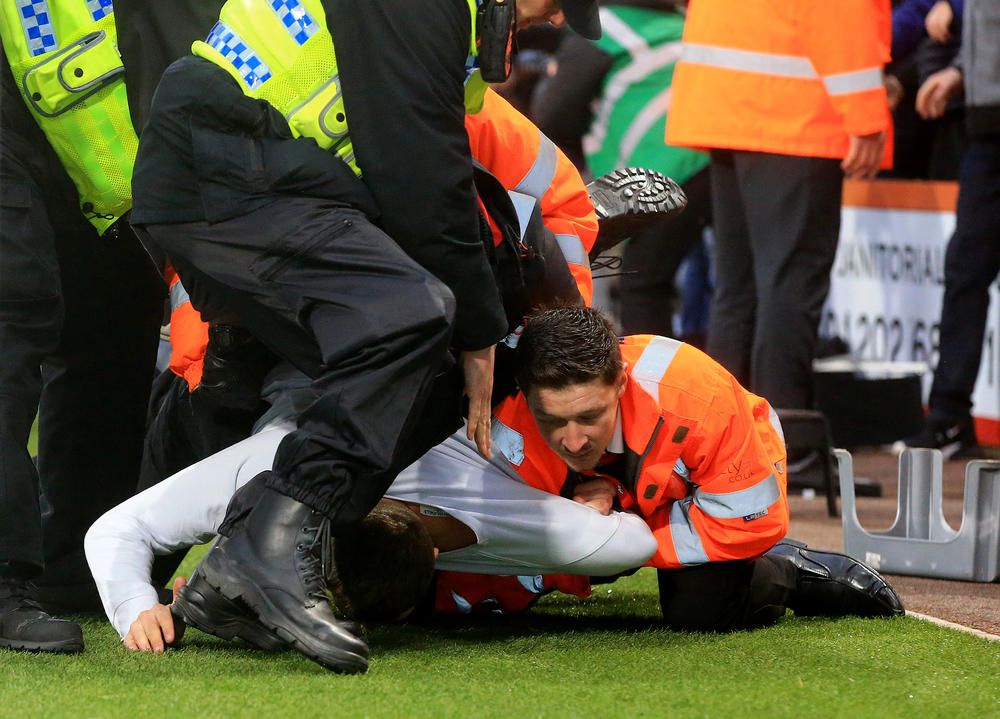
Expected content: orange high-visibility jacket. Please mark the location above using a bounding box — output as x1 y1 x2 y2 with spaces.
433 571 591 616
169 90 598 390
165 264 208 391
492 336 789 570
466 89 597 305
666 0 893 165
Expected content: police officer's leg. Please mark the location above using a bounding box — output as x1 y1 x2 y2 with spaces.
705 151 756 387
0 160 83 652
737 152 842 409
33 220 164 610
140 198 454 672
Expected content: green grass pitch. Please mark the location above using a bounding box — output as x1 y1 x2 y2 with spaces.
2 544 997 719
14 426 999 716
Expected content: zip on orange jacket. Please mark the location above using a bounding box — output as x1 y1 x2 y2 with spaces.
666 0 893 167
492 335 790 570
169 90 598 390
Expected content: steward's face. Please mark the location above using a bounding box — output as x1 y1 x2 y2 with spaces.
526 373 625 471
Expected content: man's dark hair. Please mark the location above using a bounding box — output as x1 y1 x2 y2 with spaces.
328 500 435 623
515 306 623 393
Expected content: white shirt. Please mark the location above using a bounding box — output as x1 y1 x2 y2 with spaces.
85 422 656 637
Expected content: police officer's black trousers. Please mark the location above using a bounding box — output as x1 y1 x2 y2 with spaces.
657 555 797 632
139 197 458 531
0 156 164 583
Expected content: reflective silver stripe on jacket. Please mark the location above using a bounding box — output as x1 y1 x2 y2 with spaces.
514 132 557 198
555 233 588 266
693 473 780 520
822 67 883 95
673 457 691 484
631 336 682 400
18 0 58 56
681 43 882 95
507 190 537 241
268 0 318 46
169 280 191 313
668 497 709 565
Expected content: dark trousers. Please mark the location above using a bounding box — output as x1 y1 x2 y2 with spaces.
706 150 843 409
658 555 796 632
620 168 711 339
139 197 458 529
928 140 1000 424
0 158 164 580
140 372 261 587
139 371 260 492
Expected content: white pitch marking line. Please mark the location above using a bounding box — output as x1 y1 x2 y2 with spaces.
908 611 1000 642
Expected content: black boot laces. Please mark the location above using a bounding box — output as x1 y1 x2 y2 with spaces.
299 513 333 604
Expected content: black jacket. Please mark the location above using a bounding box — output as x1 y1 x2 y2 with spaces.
120 0 507 350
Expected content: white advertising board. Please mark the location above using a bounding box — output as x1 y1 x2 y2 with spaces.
821 181 999 443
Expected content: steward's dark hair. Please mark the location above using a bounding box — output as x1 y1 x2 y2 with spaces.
328 500 435 623
515 306 622 393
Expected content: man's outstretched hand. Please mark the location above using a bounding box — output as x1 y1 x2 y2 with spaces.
123 576 187 653
462 345 495 458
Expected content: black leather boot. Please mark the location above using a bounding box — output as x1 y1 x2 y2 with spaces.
0 573 84 653
586 167 687 259
171 571 286 652
766 540 904 618
173 485 369 672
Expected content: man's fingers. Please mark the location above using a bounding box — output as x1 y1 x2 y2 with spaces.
476 411 492 458
916 79 943 119
468 395 492 458
172 575 187 603
139 612 165 653
129 621 152 653
123 633 139 652
841 139 862 176
153 604 176 644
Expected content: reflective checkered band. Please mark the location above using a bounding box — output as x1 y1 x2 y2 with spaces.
205 22 272 90
17 0 58 56
86 0 113 21
269 0 317 46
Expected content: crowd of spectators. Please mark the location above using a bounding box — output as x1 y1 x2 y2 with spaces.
497 0 996 458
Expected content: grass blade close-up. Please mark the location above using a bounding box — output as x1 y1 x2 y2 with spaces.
2 543 997 719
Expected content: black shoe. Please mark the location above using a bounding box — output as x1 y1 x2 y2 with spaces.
766 540 904 618
902 419 985 460
173 485 369 673
0 576 84 653
586 167 687 259
173 571 286 652
28 579 105 616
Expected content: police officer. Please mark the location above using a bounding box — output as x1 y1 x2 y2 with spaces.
0 1 163 652
124 0 603 673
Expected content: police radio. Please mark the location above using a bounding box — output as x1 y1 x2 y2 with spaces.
477 0 516 83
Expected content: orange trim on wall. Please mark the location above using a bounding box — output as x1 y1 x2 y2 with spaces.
975 417 1000 448
843 179 959 212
